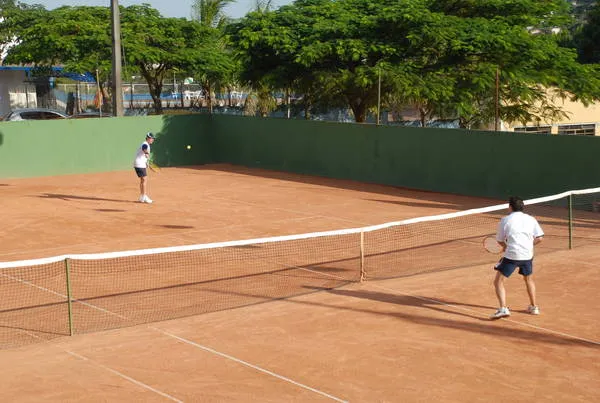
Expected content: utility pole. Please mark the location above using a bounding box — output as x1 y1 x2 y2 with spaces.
111 0 124 117
494 67 500 131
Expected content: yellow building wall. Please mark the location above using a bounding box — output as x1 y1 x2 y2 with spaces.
504 92 600 135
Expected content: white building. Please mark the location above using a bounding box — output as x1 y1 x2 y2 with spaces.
0 66 38 117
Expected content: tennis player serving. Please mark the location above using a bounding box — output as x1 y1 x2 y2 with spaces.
490 196 544 320
133 132 155 204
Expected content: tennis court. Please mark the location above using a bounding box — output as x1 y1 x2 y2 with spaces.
1 165 599 402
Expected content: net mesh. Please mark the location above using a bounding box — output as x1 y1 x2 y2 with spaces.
0 262 70 349
1 187 599 348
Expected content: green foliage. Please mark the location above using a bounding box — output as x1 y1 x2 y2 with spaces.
574 0 600 63
191 0 234 29
231 0 600 125
2 3 232 114
2 0 598 125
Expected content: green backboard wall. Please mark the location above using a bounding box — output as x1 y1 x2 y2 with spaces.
1 113 598 199
0 114 214 179
210 115 600 199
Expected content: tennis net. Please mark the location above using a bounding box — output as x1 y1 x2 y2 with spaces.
1 187 599 349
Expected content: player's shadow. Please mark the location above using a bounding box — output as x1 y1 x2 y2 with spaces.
310 287 491 321
366 199 466 210
0 324 68 337
37 193 136 204
159 225 195 229
191 285 597 348
295 287 597 348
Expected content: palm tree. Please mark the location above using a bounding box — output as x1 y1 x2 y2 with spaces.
191 0 234 29
253 0 274 13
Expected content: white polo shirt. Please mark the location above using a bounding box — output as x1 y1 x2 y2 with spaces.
496 211 544 260
134 141 151 168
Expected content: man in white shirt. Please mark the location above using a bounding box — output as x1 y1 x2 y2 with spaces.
490 196 544 320
133 132 155 204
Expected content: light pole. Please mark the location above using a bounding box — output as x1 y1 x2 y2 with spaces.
111 0 124 117
494 67 500 131
376 66 381 126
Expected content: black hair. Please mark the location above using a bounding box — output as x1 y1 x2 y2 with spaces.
508 196 524 212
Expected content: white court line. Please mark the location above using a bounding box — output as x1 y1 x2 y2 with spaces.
2 273 348 402
0 272 128 320
155 329 347 403
6 327 182 402
64 351 183 402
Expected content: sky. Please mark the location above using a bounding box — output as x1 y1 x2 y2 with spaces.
21 0 294 19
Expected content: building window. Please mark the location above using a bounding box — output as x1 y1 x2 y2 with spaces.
557 124 596 136
513 126 552 134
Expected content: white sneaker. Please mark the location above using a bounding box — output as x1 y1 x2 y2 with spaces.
490 307 510 320
142 195 153 204
527 305 540 315
138 195 144 202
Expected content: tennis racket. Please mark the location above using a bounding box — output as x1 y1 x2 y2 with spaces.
148 161 160 173
483 236 503 254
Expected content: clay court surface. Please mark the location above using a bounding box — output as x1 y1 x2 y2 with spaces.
0 165 598 402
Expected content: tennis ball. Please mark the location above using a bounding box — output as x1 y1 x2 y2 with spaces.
186 145 192 150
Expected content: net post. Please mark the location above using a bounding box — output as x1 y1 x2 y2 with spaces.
568 194 573 250
360 231 366 282
64 258 74 336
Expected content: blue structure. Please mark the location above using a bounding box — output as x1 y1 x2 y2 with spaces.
0 65 96 82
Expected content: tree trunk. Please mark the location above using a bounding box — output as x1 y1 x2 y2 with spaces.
349 100 367 123
419 106 427 127
140 64 166 114
149 82 163 114
303 94 311 120
203 81 213 114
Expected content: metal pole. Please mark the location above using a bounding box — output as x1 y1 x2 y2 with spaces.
130 78 134 109
360 231 366 282
376 67 381 126
65 258 74 336
568 194 573 249
494 67 500 131
111 0 124 117
95 69 102 117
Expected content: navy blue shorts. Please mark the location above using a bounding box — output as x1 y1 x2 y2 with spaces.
494 257 533 277
134 167 147 178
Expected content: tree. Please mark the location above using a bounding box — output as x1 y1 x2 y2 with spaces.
0 0 19 60
3 4 218 114
427 0 600 127
230 0 398 122
231 0 600 125
190 0 238 113
120 5 215 113
574 0 600 63
191 0 234 29
253 0 274 13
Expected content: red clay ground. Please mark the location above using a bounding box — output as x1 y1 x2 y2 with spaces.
0 165 598 402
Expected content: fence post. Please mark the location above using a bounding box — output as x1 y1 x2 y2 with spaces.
64 258 74 336
568 194 573 250
360 231 366 282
